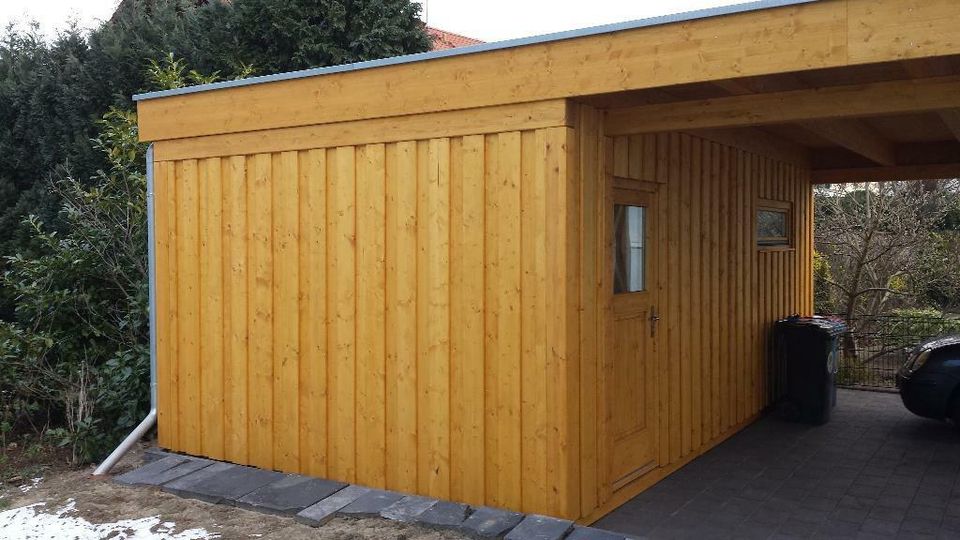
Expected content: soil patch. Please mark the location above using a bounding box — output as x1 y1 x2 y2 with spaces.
0 442 470 539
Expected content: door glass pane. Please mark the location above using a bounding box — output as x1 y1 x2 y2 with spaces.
614 204 646 293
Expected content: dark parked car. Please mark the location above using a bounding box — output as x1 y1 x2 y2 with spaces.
897 335 960 429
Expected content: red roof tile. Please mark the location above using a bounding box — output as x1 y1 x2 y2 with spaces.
427 27 484 51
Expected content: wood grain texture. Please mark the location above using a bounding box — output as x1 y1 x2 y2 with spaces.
154 161 177 450
327 146 357 482
416 138 452 499
298 149 326 477
272 151 300 472
175 159 202 457
152 111 812 523
246 153 274 470
198 157 225 460
606 76 960 136
356 144 387 487
152 100 573 161
138 0 960 142
385 141 418 493
449 135 486 506
223 156 249 465
582 122 813 518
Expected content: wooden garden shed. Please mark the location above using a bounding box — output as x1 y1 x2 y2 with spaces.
134 0 960 522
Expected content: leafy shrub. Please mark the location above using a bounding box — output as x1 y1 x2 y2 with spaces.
1 108 149 463
0 0 431 464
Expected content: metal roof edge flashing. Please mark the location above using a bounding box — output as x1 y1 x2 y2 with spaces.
132 0 818 102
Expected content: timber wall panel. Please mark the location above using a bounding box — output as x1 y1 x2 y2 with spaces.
577 110 814 518
152 125 578 518
153 102 814 522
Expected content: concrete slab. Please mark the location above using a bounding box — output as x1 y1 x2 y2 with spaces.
566 525 629 540
504 514 573 540
416 500 470 528
295 485 370 527
143 447 176 462
339 489 405 517
380 495 438 522
162 462 283 504
235 475 348 516
594 390 960 539
459 506 525 538
116 456 213 486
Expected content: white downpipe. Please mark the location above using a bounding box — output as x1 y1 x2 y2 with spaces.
94 144 158 476
93 409 157 475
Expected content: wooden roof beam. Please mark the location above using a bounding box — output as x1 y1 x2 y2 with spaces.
800 120 896 166
605 76 960 136
712 79 897 166
812 163 960 184
939 109 960 142
901 59 960 143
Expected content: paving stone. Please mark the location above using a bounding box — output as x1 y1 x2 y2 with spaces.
295 485 370 527
416 500 470 528
339 489 404 517
235 475 347 515
859 517 900 536
900 517 940 535
115 455 212 486
566 525 628 540
162 463 284 504
504 514 573 540
941 516 960 532
907 504 945 521
142 447 174 463
380 495 438 522
459 506 525 538
134 391 959 539
734 522 779 540
778 517 819 537
832 506 869 524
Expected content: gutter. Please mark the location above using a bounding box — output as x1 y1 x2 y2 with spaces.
93 143 158 475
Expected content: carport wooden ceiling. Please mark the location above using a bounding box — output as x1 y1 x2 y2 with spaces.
594 55 960 184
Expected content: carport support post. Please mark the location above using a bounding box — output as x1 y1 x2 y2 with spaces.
94 144 158 476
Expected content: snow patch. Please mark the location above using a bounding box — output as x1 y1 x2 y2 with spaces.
0 499 218 539
18 477 43 494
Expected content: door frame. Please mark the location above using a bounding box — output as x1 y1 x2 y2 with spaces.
601 176 663 495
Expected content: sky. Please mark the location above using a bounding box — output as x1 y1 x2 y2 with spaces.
0 0 743 42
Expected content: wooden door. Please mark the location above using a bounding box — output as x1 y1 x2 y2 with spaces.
607 186 660 491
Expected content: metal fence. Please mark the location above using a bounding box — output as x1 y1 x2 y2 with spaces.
831 314 960 389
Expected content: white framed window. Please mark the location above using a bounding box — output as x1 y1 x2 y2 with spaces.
757 199 792 248
613 204 646 293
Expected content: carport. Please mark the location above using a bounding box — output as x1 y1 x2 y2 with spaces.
129 0 960 524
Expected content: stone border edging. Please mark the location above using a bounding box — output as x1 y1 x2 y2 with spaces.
117 448 628 540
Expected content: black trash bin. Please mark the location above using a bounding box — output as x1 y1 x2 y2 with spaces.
773 316 846 424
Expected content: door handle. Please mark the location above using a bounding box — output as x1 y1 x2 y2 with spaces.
648 306 660 338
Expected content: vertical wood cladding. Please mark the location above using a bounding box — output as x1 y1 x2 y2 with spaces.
153 103 812 522
577 104 813 519
153 126 580 517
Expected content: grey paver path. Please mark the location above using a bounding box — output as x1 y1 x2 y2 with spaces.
235 475 347 515
594 389 960 539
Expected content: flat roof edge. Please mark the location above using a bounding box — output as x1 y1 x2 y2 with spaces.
132 0 818 102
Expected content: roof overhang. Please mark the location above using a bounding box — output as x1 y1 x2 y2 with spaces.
137 0 960 183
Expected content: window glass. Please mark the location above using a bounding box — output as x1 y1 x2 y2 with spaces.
614 205 645 293
757 208 789 246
